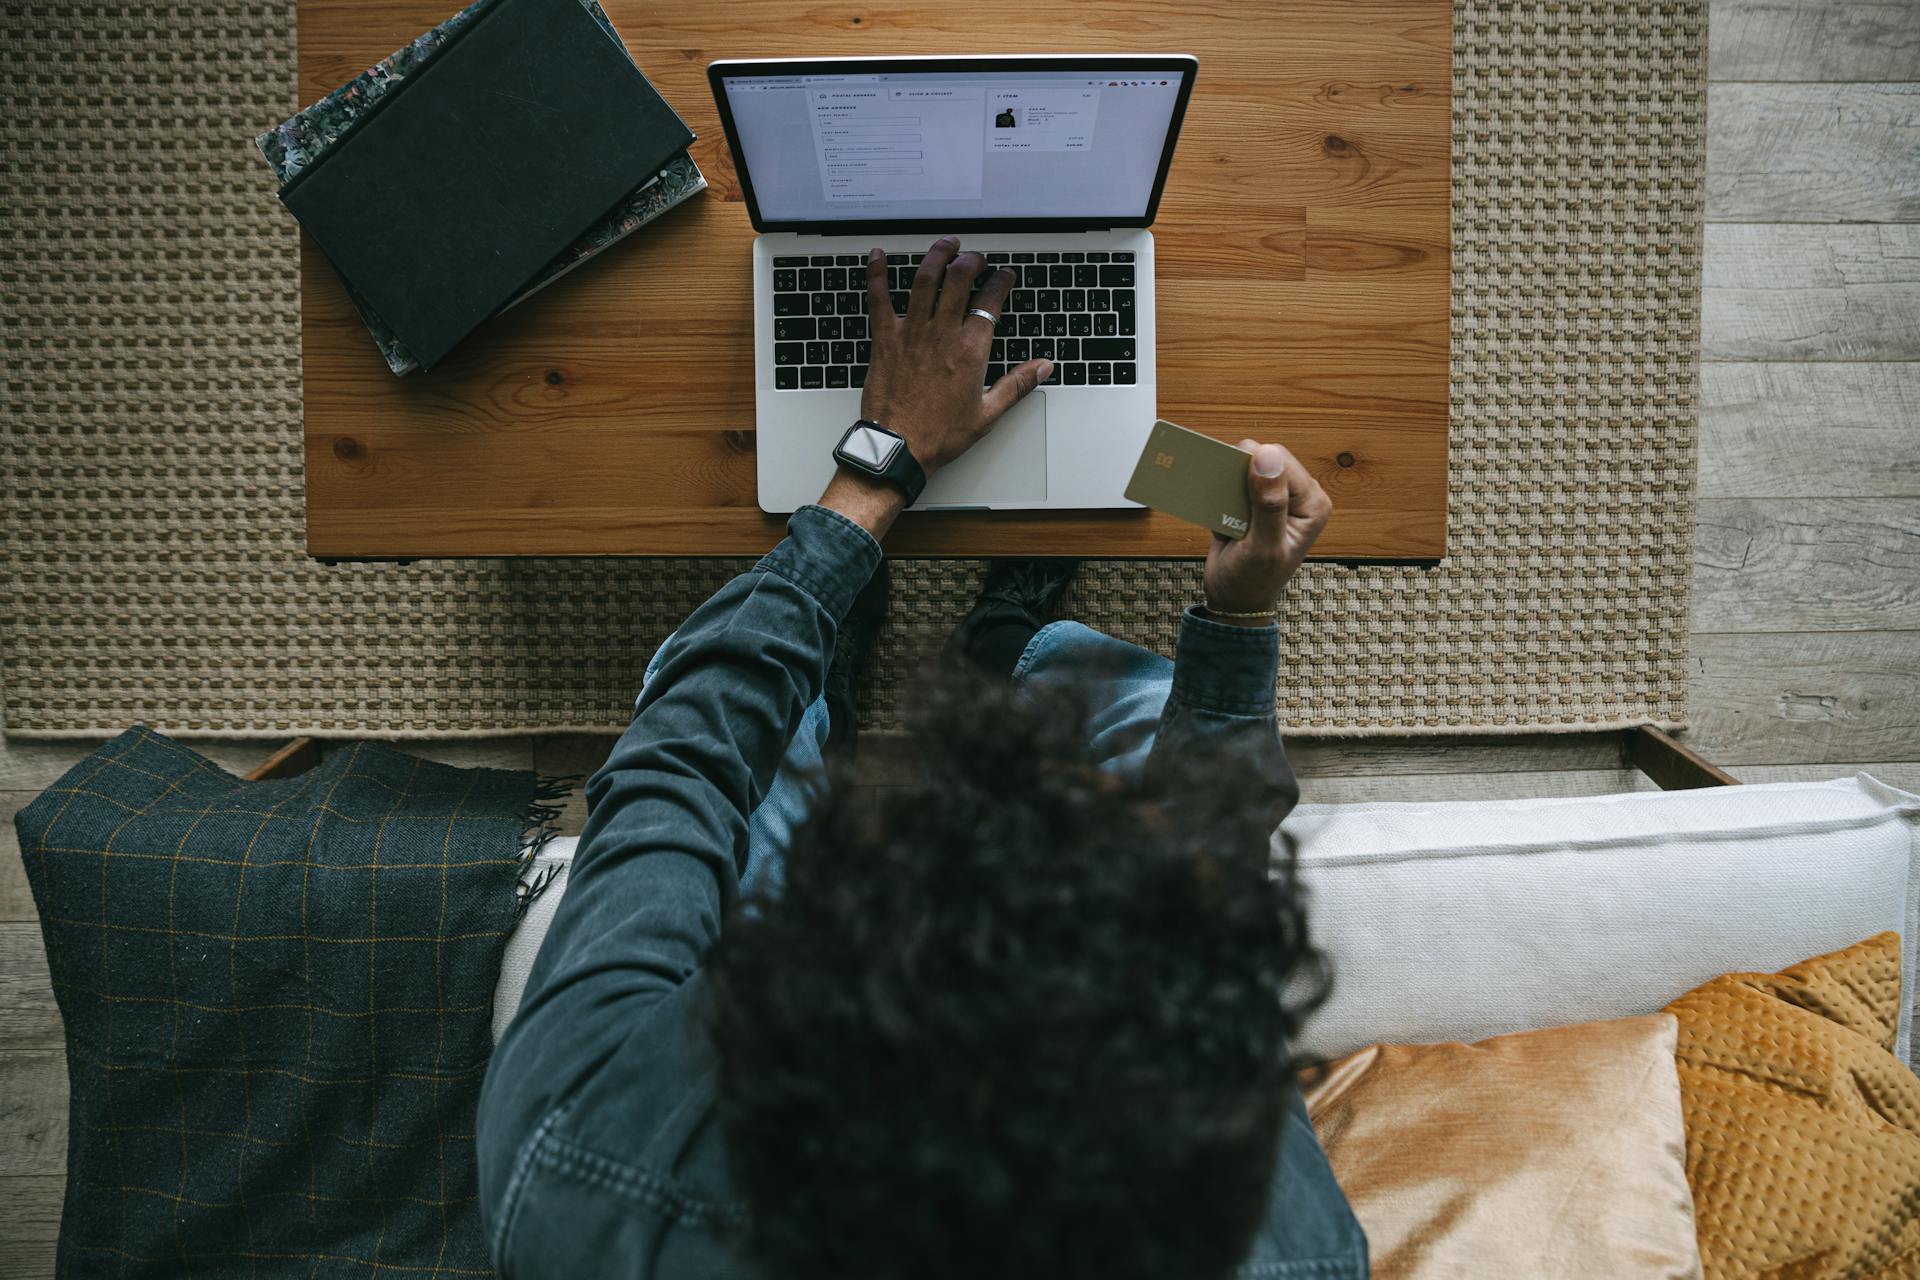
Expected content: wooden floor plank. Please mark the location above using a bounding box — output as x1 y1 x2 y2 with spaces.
319 737 535 772
531 734 614 780
1733 761 1920 789
0 1052 66 1177
1705 224 1920 290
0 924 62 1052
0 737 292 794
1298 768 1652 805
1260 734 1626 778
1703 225 1920 362
1692 498 1920 632
3 793 39 923
1706 83 1920 222
1686 630 1920 764
0 737 111 794
0 1174 62 1277
1709 0 1920 83
1701 363 1920 497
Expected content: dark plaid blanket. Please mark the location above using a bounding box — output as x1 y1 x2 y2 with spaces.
14 726 564 1278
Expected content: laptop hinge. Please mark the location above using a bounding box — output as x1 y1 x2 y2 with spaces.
796 227 1121 239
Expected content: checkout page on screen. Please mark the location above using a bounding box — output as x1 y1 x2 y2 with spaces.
725 69 1183 222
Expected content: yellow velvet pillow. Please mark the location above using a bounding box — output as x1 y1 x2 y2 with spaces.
1302 1013 1702 1279
1664 931 1920 1279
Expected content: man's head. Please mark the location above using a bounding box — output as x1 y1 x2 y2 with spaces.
707 674 1323 1280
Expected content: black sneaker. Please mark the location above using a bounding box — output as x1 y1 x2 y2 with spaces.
825 558 890 761
945 558 1079 671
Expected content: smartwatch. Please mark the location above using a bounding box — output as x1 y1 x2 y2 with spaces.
832 419 927 506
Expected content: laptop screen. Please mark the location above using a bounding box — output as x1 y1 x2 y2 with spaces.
710 57 1196 232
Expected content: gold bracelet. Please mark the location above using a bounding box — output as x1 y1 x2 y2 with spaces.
1201 602 1277 621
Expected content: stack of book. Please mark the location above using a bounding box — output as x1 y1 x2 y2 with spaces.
255 0 706 375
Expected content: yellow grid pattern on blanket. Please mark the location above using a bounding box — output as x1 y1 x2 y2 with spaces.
13 727 539 1274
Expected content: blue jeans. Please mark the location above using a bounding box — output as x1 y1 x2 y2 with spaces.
642 621 1171 900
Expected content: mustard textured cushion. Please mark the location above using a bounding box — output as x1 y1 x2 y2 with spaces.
1664 932 1920 1279
1302 1013 1702 1279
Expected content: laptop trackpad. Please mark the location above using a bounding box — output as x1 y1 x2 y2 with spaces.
918 393 1047 506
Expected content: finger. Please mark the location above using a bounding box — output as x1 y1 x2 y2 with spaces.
1296 473 1334 540
908 235 960 323
969 266 1017 324
1245 443 1299 544
982 358 1053 422
865 247 895 322
1270 447 1328 521
939 251 988 323
1295 469 1334 526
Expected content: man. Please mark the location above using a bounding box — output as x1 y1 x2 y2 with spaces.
477 236 1364 1278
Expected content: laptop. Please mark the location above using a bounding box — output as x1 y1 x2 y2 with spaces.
708 55 1198 512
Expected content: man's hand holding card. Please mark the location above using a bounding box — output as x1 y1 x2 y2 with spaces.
1123 419 1333 622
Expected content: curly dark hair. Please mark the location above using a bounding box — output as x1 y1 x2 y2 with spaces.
706 670 1325 1280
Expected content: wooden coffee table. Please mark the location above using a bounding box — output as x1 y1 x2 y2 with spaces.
297 0 1450 561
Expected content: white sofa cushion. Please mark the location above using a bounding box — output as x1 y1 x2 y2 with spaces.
495 777 1920 1070
1282 774 1920 1066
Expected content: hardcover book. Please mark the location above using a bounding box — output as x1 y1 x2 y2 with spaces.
256 0 705 374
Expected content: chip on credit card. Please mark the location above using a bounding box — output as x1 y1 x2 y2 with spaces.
1123 419 1256 540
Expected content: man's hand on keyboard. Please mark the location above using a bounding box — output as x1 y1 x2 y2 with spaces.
859 235 1054 476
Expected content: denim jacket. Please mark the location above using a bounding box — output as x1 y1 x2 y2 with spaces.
477 505 1367 1279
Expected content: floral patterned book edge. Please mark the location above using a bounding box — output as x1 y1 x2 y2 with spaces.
254 0 706 375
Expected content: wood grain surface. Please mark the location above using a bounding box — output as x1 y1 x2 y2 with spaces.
1627 725 1742 789
1702 224 1920 361
1 795 34 921
1692 498 1920 631
1298 767 1655 803
0 1174 60 1276
1708 0 1920 83
1700 364 1920 497
1686 630 1920 764
297 0 1452 560
0 1054 65 1177
1706 82 1920 222
0 926 59 1052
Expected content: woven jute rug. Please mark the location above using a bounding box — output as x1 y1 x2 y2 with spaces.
0 1 1702 739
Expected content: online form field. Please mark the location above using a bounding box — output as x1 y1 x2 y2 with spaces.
822 114 922 176
809 82 984 202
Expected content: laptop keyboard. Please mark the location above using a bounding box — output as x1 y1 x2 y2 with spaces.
770 251 1138 391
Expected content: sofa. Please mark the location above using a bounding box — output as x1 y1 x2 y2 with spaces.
21 730 1919 1278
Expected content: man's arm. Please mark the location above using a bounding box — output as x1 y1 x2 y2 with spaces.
1145 441 1332 829
479 235 1048 1194
482 505 880 1130
1149 609 1297 827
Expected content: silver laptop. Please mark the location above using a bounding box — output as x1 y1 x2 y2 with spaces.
708 55 1198 512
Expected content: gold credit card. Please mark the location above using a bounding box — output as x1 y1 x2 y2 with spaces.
1124 419 1254 540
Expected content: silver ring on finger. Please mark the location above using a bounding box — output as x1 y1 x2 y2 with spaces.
966 307 998 324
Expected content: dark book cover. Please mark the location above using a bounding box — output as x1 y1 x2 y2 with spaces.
280 0 695 370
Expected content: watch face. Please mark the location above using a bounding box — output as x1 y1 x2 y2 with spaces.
842 425 902 471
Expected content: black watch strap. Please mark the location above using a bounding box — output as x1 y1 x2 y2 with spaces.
833 419 927 506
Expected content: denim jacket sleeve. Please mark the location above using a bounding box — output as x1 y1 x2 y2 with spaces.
478 505 880 1265
1154 613 1368 1278
1151 606 1299 829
